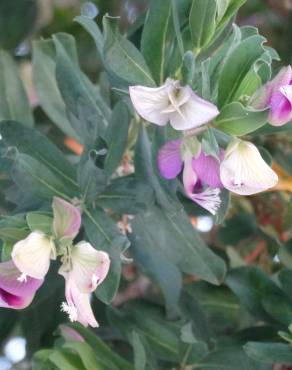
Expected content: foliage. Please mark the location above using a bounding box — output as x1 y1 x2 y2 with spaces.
0 0 291 369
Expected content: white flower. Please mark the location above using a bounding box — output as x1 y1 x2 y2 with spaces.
220 139 278 195
11 231 56 280
59 241 110 327
129 79 219 131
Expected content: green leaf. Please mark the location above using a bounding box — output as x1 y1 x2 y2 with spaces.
63 342 102 370
97 175 154 214
214 102 269 136
32 39 79 140
226 266 285 322
189 0 217 50
83 208 130 303
214 188 230 225
0 50 33 126
26 213 53 234
104 101 130 176
0 120 78 192
69 323 133 370
49 349 86 370
218 35 266 107
11 153 74 201
244 342 292 364
102 15 155 87
77 153 107 204
198 346 265 370
181 51 196 86
141 0 173 84
215 0 246 37
130 205 226 308
53 33 108 145
132 331 147 370
74 16 104 60
202 128 220 159
108 301 180 362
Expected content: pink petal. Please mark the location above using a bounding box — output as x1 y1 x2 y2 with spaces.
62 274 98 328
0 260 43 309
59 325 85 342
183 155 221 215
192 150 224 188
269 86 292 126
52 197 81 240
157 139 183 179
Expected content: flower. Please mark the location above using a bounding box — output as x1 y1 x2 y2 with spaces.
11 231 56 280
129 79 219 130
158 139 223 215
0 260 43 309
252 65 292 126
220 139 278 195
59 241 110 327
52 197 81 241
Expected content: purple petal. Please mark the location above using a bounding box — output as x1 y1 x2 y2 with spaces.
0 260 43 309
269 87 292 126
192 150 224 188
157 139 183 179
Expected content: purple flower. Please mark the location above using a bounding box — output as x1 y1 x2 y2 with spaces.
0 260 43 309
157 139 223 215
252 66 292 126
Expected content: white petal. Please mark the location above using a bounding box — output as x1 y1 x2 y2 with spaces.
11 231 55 279
62 275 98 328
169 89 219 130
220 140 278 195
129 83 170 125
70 241 110 293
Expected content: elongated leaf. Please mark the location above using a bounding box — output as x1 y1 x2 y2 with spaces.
32 39 79 140
244 342 292 364
218 35 266 107
53 33 108 145
11 153 74 201
104 101 130 176
97 176 154 214
63 342 102 370
102 15 155 87
141 0 173 84
189 0 217 50
214 102 269 136
74 16 104 60
0 50 33 126
0 120 78 192
132 332 146 370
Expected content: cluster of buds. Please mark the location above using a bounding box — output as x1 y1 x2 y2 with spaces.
129 67 292 214
0 197 110 327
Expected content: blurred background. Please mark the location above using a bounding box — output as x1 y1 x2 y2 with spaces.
0 0 291 369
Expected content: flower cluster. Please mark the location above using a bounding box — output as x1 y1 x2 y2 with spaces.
0 197 110 327
129 67 292 214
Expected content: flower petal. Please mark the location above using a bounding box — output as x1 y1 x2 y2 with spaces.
61 274 98 328
0 260 43 309
192 150 224 188
63 241 110 294
157 139 183 179
129 83 170 125
11 231 55 279
269 85 292 126
220 140 278 195
169 89 219 130
52 197 81 240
